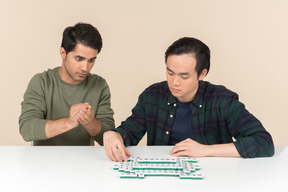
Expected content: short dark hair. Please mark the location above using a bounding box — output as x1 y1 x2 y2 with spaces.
165 37 210 77
61 22 103 54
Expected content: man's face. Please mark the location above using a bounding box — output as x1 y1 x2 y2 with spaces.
166 54 206 102
59 43 98 84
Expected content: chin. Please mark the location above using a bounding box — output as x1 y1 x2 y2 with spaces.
171 92 181 98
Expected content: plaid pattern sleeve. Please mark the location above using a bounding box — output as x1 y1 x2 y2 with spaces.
115 81 274 158
115 81 175 146
224 94 275 158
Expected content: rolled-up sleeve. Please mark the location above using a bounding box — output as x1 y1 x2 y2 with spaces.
19 74 48 141
225 95 274 158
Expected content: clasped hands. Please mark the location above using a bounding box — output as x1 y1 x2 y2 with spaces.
68 103 95 128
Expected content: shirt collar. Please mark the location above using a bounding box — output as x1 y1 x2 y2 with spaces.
193 80 205 108
167 92 177 106
166 80 205 109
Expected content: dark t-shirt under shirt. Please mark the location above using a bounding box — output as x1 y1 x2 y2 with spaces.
169 100 194 145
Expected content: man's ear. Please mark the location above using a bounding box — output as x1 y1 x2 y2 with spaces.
60 47 67 60
199 69 207 80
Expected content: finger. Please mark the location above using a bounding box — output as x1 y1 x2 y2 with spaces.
71 104 82 111
105 147 116 161
79 102 90 108
171 150 188 157
82 103 91 111
81 108 94 119
104 132 119 161
117 144 130 162
85 108 94 118
77 109 92 123
112 146 123 162
76 113 86 124
70 107 80 116
124 147 131 157
170 145 183 155
72 104 88 114
104 139 116 162
170 144 190 155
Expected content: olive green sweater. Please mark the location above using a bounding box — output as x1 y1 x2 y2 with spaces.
19 67 115 145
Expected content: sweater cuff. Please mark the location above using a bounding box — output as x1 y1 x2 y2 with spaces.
32 119 47 140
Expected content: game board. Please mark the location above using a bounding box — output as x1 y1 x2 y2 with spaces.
113 157 203 179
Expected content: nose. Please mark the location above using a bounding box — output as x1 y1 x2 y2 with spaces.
81 62 88 72
172 76 180 86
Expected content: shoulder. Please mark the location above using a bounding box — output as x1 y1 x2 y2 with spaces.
142 81 169 95
137 81 170 104
28 68 58 88
202 81 238 99
87 73 107 85
85 74 111 94
199 81 240 109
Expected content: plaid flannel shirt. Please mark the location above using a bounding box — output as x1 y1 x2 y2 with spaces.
115 80 274 158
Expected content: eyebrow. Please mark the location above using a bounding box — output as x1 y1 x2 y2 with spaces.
166 67 190 76
75 55 97 60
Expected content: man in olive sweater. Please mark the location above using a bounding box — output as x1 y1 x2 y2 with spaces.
19 23 114 145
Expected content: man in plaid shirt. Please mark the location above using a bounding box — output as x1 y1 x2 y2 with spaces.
104 37 274 161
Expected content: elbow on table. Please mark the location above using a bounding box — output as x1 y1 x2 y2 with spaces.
19 124 33 142
254 132 275 158
236 139 275 158
265 143 275 157
254 142 275 158
20 131 32 142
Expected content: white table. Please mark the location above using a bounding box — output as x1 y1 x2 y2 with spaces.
0 146 286 192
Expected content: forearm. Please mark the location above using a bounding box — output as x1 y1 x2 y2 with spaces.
115 123 144 146
115 112 147 146
82 117 102 137
204 143 240 157
171 139 241 158
45 118 74 139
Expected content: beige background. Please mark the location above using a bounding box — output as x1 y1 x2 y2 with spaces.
0 0 287 146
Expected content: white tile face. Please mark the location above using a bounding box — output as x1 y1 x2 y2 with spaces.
114 157 203 180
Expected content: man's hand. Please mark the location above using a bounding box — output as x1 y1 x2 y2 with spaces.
76 103 95 126
170 138 240 157
74 103 102 136
104 131 131 162
45 103 101 139
170 138 208 157
67 103 91 128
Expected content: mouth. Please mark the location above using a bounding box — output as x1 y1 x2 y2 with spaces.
171 88 180 93
77 73 87 78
